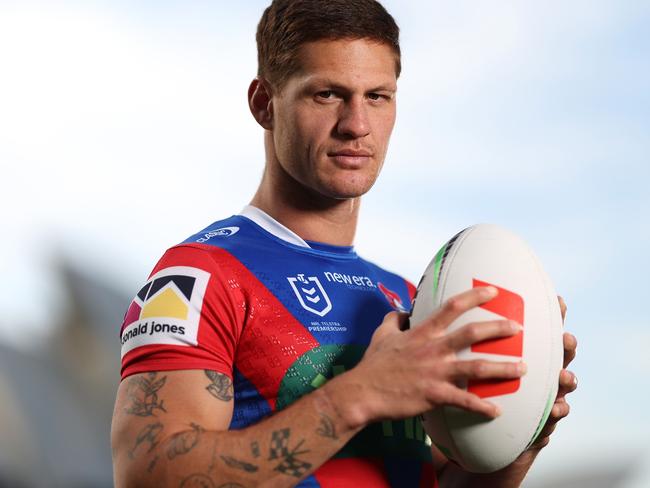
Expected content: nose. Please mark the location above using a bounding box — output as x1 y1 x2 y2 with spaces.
336 97 370 139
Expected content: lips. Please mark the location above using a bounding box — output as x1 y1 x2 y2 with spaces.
328 148 373 168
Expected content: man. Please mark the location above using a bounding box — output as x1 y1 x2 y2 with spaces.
111 1 577 486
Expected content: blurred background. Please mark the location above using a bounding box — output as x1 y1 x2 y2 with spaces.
1 0 648 486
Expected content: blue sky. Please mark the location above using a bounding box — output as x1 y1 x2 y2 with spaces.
1 1 649 484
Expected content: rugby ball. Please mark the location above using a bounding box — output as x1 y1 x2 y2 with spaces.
410 224 563 473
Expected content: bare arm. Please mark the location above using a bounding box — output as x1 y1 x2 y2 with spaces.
112 286 526 487
111 368 368 488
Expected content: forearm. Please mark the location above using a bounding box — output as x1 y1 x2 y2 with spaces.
438 449 540 488
115 374 366 488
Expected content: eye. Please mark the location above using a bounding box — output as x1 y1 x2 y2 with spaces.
368 92 392 102
316 90 334 99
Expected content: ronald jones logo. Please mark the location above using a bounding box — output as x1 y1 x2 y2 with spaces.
120 266 210 358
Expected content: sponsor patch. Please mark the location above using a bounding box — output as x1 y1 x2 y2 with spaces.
120 266 210 358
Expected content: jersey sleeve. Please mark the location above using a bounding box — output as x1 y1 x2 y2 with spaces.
120 244 246 380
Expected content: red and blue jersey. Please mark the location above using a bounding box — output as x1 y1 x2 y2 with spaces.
120 206 437 487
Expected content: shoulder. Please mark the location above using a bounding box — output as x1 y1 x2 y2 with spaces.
151 214 269 272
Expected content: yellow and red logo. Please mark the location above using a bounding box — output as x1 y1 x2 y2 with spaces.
120 266 210 357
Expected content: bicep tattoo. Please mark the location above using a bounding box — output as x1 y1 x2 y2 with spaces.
204 370 234 401
124 372 168 417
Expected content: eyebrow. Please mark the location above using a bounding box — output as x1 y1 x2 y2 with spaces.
305 78 397 93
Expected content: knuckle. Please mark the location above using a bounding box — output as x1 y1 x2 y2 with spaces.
445 296 463 313
471 360 487 376
466 323 482 341
425 383 447 403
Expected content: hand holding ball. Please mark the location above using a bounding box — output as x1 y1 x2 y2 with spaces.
410 224 563 473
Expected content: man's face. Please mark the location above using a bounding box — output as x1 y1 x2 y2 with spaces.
269 38 398 200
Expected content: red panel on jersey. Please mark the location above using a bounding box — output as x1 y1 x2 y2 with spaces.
121 244 320 410
314 458 391 487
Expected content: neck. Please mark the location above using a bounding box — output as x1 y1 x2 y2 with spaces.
250 142 361 247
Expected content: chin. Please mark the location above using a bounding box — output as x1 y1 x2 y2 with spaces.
318 178 378 200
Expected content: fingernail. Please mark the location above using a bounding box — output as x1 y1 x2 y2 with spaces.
510 320 523 332
485 286 498 297
518 362 528 375
494 405 502 417
573 375 578 387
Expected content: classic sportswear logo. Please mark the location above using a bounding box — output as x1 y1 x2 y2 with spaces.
120 266 210 358
196 226 240 243
287 274 333 317
468 278 524 398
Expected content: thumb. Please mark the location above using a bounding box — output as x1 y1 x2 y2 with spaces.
372 311 408 342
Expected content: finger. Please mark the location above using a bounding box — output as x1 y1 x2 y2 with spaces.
445 319 521 352
449 359 526 381
371 311 405 342
557 295 567 322
563 332 577 368
550 400 571 420
422 286 498 332
556 369 578 399
430 383 501 418
538 421 557 439
529 435 551 450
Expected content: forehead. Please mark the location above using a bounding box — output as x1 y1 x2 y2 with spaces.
289 38 398 90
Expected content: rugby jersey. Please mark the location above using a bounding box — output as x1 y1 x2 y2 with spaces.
120 206 437 487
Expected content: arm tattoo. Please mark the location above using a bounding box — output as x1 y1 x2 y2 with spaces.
316 412 338 440
250 441 260 458
220 455 259 473
268 428 312 478
167 423 204 460
147 455 160 473
125 372 167 417
204 370 234 401
179 474 216 488
179 475 246 488
128 422 163 459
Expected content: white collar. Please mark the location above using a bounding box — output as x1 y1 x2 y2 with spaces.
239 205 311 248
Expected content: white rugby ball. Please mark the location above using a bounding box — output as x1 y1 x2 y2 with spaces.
410 224 563 473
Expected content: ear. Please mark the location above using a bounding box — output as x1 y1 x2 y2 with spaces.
248 78 274 130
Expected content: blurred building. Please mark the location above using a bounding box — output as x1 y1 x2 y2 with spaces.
0 259 125 487
0 258 645 487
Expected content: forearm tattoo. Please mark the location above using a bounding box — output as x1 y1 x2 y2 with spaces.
179 474 245 488
166 423 204 460
268 428 312 478
220 455 259 473
316 412 338 440
204 370 234 401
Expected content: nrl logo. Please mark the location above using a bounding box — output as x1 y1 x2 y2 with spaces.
287 274 333 317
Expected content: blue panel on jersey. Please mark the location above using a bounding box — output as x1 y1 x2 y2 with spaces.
229 367 272 430
183 215 412 348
